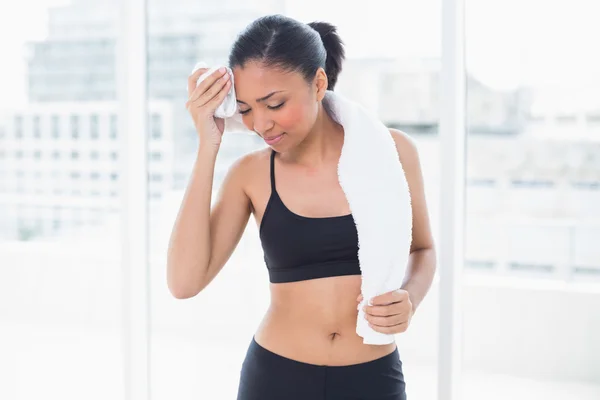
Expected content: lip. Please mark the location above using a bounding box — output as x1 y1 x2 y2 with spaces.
264 133 284 145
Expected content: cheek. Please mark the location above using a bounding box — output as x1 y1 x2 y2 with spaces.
275 103 315 132
241 116 252 132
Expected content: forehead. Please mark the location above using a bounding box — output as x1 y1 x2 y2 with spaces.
232 61 306 100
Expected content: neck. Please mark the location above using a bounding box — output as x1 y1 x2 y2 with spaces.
283 100 344 167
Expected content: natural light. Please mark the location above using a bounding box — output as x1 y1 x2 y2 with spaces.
1 1 599 399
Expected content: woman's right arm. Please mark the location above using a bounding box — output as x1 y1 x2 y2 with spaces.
166 146 251 299
166 65 251 299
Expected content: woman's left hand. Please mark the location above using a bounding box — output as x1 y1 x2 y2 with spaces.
357 289 413 334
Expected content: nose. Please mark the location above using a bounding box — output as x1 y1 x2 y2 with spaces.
252 112 274 136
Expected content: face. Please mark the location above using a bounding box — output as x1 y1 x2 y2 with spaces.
233 61 328 151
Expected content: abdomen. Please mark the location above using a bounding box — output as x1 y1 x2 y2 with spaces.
254 275 397 366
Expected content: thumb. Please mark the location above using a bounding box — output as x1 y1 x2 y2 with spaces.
356 294 363 302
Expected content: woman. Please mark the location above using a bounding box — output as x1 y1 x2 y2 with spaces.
167 14 436 400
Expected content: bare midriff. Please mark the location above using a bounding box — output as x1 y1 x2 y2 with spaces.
254 274 397 366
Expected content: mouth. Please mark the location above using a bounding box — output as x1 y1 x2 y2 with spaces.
263 133 285 145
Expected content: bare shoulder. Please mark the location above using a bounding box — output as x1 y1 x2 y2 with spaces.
229 146 270 172
388 128 420 169
223 146 271 191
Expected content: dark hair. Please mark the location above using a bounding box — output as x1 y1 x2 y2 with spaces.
228 14 345 91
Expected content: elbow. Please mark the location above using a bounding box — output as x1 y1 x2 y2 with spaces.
425 245 437 271
166 262 205 300
410 245 437 273
168 284 200 300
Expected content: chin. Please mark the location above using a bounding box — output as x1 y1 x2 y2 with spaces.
268 141 288 152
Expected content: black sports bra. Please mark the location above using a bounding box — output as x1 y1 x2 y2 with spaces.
259 150 361 283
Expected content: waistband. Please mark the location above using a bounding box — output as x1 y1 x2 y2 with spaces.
247 336 400 370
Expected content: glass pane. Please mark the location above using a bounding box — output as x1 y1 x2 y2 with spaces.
465 1 600 399
149 1 441 399
0 1 125 399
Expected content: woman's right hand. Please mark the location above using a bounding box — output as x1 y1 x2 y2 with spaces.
186 67 232 148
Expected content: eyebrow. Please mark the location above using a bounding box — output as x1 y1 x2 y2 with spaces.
236 91 285 105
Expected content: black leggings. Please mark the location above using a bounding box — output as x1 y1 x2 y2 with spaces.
236 337 407 400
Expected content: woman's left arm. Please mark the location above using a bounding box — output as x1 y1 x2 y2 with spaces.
361 128 437 334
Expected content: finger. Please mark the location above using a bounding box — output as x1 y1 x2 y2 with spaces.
195 75 231 109
187 67 209 97
189 70 230 104
366 313 405 327
188 67 228 101
206 79 232 109
370 289 407 306
364 302 405 317
186 73 229 111
370 290 402 306
187 66 226 99
357 294 363 302
369 321 408 334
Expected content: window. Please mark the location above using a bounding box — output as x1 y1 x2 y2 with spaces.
464 1 600 398
51 115 60 138
511 179 555 189
587 113 600 124
149 3 443 400
8 2 599 400
70 115 79 139
110 114 118 139
151 113 162 139
468 178 496 187
33 115 41 138
556 114 577 124
14 114 24 138
90 114 99 139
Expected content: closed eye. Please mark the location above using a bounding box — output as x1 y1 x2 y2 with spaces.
239 102 285 115
268 102 285 110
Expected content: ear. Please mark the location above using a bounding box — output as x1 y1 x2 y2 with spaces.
314 67 328 101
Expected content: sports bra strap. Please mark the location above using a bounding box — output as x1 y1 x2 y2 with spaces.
269 150 277 193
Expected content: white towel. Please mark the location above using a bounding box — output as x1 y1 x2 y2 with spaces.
195 63 413 345
191 62 238 119
192 62 248 133
325 91 413 345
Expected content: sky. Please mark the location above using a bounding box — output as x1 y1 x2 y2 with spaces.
0 0 598 110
